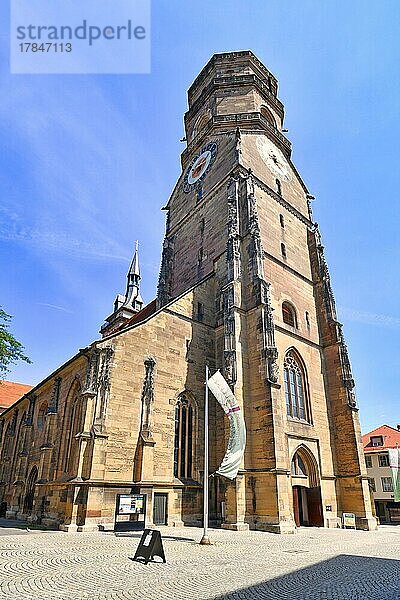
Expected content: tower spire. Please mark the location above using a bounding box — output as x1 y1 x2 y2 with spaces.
124 240 143 309
100 241 144 337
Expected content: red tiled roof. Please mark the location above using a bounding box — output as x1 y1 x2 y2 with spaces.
362 424 400 452
122 299 157 330
0 381 33 409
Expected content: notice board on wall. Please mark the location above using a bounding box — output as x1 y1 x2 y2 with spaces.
114 494 146 532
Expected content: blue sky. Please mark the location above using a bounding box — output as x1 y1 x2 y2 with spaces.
1 1 399 433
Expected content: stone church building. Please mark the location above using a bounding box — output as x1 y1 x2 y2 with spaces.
0 51 376 532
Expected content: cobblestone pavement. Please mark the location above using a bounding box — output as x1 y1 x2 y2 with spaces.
0 525 399 600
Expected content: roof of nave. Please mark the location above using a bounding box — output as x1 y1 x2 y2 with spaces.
0 350 88 420
363 424 400 452
0 381 33 410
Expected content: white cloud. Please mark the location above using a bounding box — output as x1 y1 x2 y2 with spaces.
339 306 400 328
37 302 73 314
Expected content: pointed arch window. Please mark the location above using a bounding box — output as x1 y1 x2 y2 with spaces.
174 394 195 479
23 465 38 513
65 395 84 476
284 350 310 422
0 423 13 461
291 452 307 476
0 423 14 485
16 411 27 457
37 402 47 431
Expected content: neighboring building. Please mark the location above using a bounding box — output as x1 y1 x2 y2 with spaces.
363 425 400 523
0 382 33 415
0 51 376 532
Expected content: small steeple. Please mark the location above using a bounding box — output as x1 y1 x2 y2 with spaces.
100 241 144 337
124 241 144 311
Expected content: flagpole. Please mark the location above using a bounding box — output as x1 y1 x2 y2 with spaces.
200 364 211 545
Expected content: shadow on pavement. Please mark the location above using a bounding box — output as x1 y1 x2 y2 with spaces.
0 518 53 532
113 531 196 542
214 555 400 600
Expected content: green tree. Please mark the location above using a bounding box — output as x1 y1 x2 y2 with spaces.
0 307 31 380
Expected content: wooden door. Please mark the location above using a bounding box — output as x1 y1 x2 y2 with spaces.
306 487 323 526
153 493 168 525
293 486 300 527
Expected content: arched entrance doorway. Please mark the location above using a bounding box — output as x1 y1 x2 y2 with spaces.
23 466 38 514
291 447 323 527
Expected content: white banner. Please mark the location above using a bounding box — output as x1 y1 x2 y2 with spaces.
388 448 400 502
207 370 246 480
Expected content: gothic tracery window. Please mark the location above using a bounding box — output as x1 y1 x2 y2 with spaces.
65 395 84 476
291 453 307 476
0 424 13 485
16 412 27 456
174 394 195 479
0 424 12 461
23 465 38 513
284 350 310 422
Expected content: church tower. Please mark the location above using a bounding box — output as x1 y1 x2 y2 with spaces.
0 51 376 534
157 50 376 531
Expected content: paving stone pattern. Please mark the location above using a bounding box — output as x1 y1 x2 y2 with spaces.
0 526 399 600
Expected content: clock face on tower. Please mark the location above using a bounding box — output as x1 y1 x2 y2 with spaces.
256 136 291 182
183 141 218 193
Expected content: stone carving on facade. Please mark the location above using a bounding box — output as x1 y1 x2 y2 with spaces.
261 281 279 384
313 225 357 409
165 208 171 235
157 232 175 308
47 377 62 415
223 283 235 311
337 324 357 409
235 127 242 161
140 356 156 441
83 348 100 395
306 195 314 221
314 223 337 322
242 171 279 385
223 350 237 386
224 312 235 337
226 177 241 283
95 347 114 428
245 170 264 280
222 284 237 386
221 176 242 387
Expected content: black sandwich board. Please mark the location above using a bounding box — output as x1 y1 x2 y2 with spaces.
131 529 166 564
114 493 146 533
